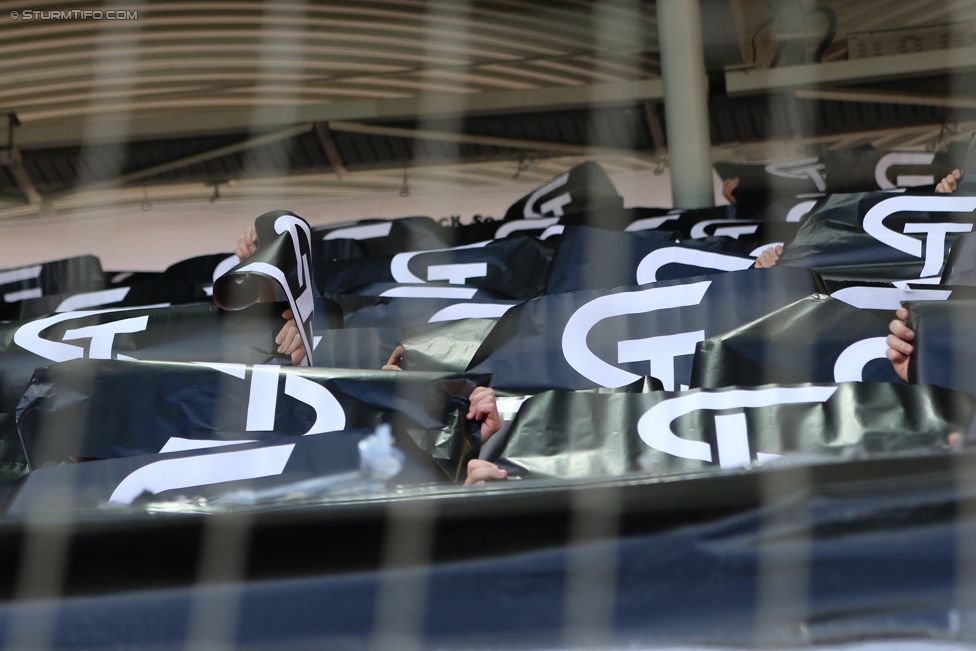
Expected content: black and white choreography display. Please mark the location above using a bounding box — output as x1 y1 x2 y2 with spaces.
1 158 976 512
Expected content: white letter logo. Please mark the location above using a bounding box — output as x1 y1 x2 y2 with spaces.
635 248 754 284
239 365 346 435
109 444 295 505
389 241 491 292
638 386 838 468
863 196 976 279
0 265 43 303
523 172 571 219
689 220 759 240
875 152 936 190
562 282 711 389
14 307 156 362
765 158 826 192
833 338 889 382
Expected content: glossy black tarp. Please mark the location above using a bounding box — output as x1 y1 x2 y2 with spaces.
213 210 316 366
0 255 105 320
399 318 497 373
315 236 554 301
544 225 758 294
780 192 976 282
160 252 239 288
823 147 954 194
313 327 400 370
0 414 26 502
690 294 903 389
496 383 974 480
6 427 448 513
13 279 209 320
942 232 976 286
907 299 976 398
502 160 622 223
334 292 518 329
0 302 288 413
312 216 453 259
467 267 824 393
16 359 490 478
715 158 825 219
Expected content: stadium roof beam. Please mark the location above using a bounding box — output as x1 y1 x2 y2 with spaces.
59 123 312 197
794 87 976 111
15 80 664 149
0 115 41 205
725 45 976 95
325 120 649 159
0 147 41 205
314 123 346 181
714 118 976 158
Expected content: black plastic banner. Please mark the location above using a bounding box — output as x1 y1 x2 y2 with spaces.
16 359 490 474
0 255 105 320
907 299 976 397
315 236 554 301
715 158 826 220
496 383 974 480
941 232 976 286
161 251 241 296
398 318 497 373
312 216 454 259
313 327 401 371
335 292 520 329
0 302 289 412
467 267 824 393
502 161 622 223
214 210 316 366
824 148 953 194
13 279 208 320
313 319 497 373
6 427 450 513
690 294 903 389
781 192 976 283
617 205 788 244
545 226 758 294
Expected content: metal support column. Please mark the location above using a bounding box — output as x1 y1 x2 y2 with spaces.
657 0 715 208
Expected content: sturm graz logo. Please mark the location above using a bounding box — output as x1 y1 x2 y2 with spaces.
863 196 976 280
109 363 347 505
561 282 711 391
638 386 838 469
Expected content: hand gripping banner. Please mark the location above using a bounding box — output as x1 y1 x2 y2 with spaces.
780 192 976 283
495 383 976 480
714 158 826 219
690 294 904 389
214 210 316 366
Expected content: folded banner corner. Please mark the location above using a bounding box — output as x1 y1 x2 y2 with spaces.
212 210 316 366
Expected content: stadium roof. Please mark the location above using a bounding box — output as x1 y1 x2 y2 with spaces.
2 0 976 212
